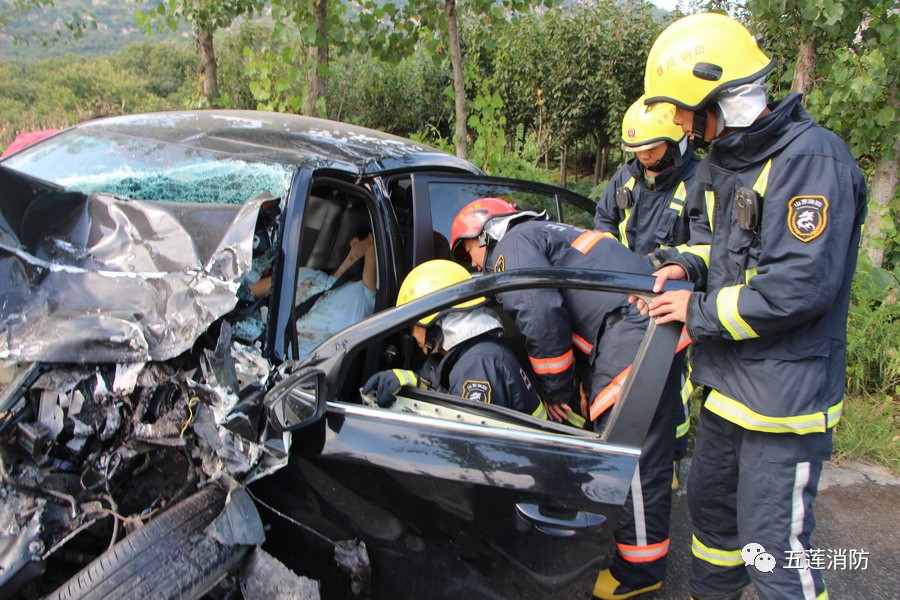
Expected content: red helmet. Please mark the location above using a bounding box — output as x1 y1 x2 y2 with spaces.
450 198 518 258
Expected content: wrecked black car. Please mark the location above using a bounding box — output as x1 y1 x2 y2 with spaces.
0 111 685 599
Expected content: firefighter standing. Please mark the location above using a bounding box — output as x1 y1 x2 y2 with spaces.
595 95 702 494
362 259 545 417
640 13 867 600
451 199 685 599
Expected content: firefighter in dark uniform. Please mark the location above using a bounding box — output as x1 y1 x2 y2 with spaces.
595 94 700 266
362 259 545 417
640 13 867 600
596 95 702 493
451 198 686 599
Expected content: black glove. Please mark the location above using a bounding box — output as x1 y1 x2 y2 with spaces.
362 369 419 408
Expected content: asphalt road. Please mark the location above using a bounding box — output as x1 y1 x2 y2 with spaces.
569 459 900 600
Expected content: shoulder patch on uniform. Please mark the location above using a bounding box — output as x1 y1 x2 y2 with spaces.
493 255 505 273
463 380 492 404
787 196 828 242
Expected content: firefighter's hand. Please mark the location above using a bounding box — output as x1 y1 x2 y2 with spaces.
362 369 418 408
648 290 691 324
630 264 687 313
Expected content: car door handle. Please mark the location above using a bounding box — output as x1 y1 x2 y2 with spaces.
515 503 607 537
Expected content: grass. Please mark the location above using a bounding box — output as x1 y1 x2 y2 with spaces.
832 392 900 473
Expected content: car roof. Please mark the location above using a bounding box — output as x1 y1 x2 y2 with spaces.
74 110 480 176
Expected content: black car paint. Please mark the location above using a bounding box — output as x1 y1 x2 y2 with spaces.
257 269 690 598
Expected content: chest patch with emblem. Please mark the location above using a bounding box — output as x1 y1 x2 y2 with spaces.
463 380 492 404
788 196 828 242
493 255 505 273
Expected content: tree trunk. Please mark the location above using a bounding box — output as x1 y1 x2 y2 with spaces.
791 38 818 100
593 144 601 187
599 146 608 182
560 143 568 188
445 0 467 159
862 141 899 268
196 27 218 105
305 0 329 117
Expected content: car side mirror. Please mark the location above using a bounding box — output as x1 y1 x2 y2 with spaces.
265 370 324 433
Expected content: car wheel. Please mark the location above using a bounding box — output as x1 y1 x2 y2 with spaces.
45 484 249 600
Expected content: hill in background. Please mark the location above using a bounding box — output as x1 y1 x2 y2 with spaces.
0 0 189 60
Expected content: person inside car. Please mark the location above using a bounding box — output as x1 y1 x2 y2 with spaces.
451 198 686 600
249 226 377 358
362 259 546 418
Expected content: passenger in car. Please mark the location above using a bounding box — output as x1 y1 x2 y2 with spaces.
250 228 377 358
451 198 684 598
362 260 546 418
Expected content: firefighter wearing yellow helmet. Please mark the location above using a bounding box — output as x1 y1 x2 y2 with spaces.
614 12 867 600
362 260 545 417
590 96 699 600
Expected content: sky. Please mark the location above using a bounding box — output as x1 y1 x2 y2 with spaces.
651 0 682 11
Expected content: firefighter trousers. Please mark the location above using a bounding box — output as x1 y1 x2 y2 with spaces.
688 407 833 600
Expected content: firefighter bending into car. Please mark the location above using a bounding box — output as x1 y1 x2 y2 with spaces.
639 13 867 600
362 259 545 417
450 198 686 599
595 95 703 492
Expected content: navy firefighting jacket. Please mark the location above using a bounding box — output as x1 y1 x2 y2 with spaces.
418 333 544 416
669 94 867 434
483 220 653 408
594 148 700 264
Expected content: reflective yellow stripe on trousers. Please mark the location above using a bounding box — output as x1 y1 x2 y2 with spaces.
691 535 743 567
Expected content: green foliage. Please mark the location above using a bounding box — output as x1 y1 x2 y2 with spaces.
0 42 191 151
326 48 451 138
846 255 900 398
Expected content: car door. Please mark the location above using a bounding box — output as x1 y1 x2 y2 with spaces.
409 173 597 261
259 269 687 600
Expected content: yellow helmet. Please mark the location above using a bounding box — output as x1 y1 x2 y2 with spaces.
644 13 775 110
397 259 485 326
621 95 684 152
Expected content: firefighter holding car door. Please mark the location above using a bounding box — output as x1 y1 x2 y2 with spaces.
450 198 686 600
362 259 545 417
639 13 867 600
596 95 703 494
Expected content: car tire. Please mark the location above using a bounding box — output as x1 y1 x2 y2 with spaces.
45 484 249 600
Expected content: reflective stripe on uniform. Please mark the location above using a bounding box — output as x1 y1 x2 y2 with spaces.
572 332 593 354
744 267 758 284
572 230 614 254
676 326 692 353
705 190 716 231
675 243 711 267
668 180 688 216
589 365 632 420
618 177 636 245
715 285 759 340
706 389 843 435
391 369 418 387
531 401 548 420
753 159 773 196
529 350 574 375
691 535 743 567
617 539 671 563
564 409 586 428
791 462 819 600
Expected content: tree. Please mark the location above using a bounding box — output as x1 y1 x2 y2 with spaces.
0 1 97 46
747 0 899 270
493 3 660 184
137 0 264 106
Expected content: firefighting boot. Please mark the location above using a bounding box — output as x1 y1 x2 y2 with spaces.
592 569 662 599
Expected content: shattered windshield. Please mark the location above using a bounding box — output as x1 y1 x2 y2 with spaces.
3 131 294 205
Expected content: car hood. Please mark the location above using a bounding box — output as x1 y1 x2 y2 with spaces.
0 169 259 363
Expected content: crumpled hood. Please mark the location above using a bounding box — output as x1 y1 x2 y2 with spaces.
0 168 260 363
709 93 816 170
